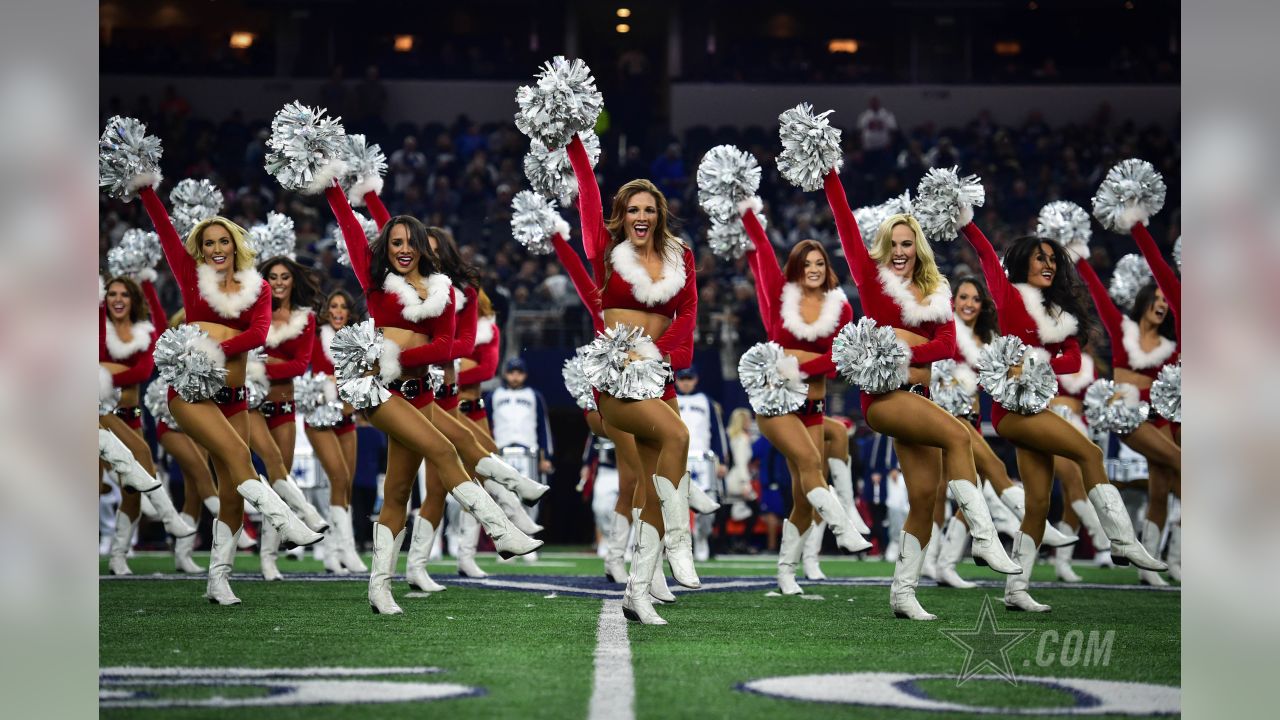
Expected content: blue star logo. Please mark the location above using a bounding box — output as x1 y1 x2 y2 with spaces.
940 595 1035 686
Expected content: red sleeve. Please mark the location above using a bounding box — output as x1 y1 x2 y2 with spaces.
909 317 957 365
140 186 197 291
670 334 694 371
110 343 157 387
266 314 316 380
364 190 392 230
219 283 271 356
1075 257 1123 345
742 206 785 310
450 287 479 358
1049 336 1082 375
459 323 501 385
1130 224 1181 340
142 279 167 333
823 171 879 289
654 249 698 356
309 334 333 375
325 184 373 291
552 233 604 332
399 297 457 368
568 135 609 275
960 222 1018 315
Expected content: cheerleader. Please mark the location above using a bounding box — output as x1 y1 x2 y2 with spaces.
959 218 1166 612
738 204 873 596
822 175 1019 620
325 183 541 615
807 417 860 581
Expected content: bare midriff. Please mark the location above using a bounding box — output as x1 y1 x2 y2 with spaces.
100 361 138 406
193 321 247 387
603 308 672 360
381 327 432 379
784 347 826 400
1114 367 1154 391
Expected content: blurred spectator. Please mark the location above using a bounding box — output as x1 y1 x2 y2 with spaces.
319 65 348 118
858 96 897 171
389 136 428 197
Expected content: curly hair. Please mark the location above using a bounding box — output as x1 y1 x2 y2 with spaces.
1003 236 1096 347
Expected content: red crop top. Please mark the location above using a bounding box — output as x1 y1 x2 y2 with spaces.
99 279 165 387
264 309 316 381
459 316 501 386
450 285 479 361
1130 224 1181 345
140 187 269 357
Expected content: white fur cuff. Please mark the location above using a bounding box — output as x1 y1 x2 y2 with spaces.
738 196 764 215
347 175 384 207
377 338 403 384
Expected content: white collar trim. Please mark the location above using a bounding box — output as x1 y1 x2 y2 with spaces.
382 272 453 321
452 286 469 311
1121 317 1177 369
954 320 983 367
266 308 312 348
1013 283 1079 344
320 324 337 363
779 283 845 341
196 264 264 319
610 242 685 306
475 317 496 346
104 319 155 360
1056 353 1095 394
875 266 953 325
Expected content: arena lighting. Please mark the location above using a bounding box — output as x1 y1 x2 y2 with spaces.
228 32 255 49
994 40 1022 56
616 23 630 34
828 39 859 54
394 34 414 52
616 8 631 18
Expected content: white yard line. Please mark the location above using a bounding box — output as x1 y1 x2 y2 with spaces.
587 599 634 720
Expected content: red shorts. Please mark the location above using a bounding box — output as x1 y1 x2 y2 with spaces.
168 385 248 418
260 400 296 429
114 405 143 430
460 398 487 423
435 383 460 412
662 380 676 401
793 399 826 427
156 420 172 440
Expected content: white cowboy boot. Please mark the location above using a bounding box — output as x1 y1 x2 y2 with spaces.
1070 498 1111 552
890 531 937 620
141 482 197 538
621 521 667 625
994 484 1073 546
98 429 159 492
936 516 977 589
205 497 256 549
603 511 630 583
650 548 677 603
806 485 872 553
237 477 323 547
204 520 242 606
693 513 713 563
1052 523 1083 582
984 481 1022 536
948 480 1021 574
1004 532 1051 612
271 477 330 533
455 511 488 578
475 453 548 504
687 480 720 514
653 474 701 588
337 506 368 571
451 481 542 559
259 522 283 581
1088 485 1167 571
406 515 447 592
802 521 827 580
1137 519 1169 587
174 513 204 573
322 515 350 575
108 511 133 576
1166 523 1181 582
483 479 543 535
777 519 805 595
829 459 870 534
922 522 943 580
368 522 406 615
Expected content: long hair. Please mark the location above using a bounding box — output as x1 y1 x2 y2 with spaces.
426 226 480 289
477 288 495 318
1003 236 1096 346
320 288 363 326
1127 281 1176 340
368 215 443 286
104 276 149 324
782 239 839 291
727 407 753 439
870 214 942 297
259 255 321 312
603 179 686 284
951 275 1000 343
186 216 255 272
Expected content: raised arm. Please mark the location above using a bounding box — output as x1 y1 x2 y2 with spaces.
1129 224 1181 338
141 279 168 335
1074 257 1124 344
139 186 197 290
364 190 392 230
325 184 374 291
450 287 479 359
654 249 698 357
823 171 877 287
219 283 271 356
552 233 604 332
960 222 1017 313
567 135 609 270
266 314 316 380
741 206 785 309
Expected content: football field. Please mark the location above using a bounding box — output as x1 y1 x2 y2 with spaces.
100 550 1180 718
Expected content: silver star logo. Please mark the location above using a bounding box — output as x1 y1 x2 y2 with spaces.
940 595 1035 686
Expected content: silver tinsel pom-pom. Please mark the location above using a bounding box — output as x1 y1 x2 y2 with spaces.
738 342 807 417
248 211 298 260
913 166 985 243
1050 403 1088 435
329 212 378 267
510 190 565 256
776 103 843 192
340 133 388 203
1109 254 1154 312
525 131 600 206
99 116 163 200
706 213 765 261
929 358 978 418
514 56 604 149
975 335 1058 415
1173 236 1182 271
330 319 392 410
831 317 910 394
170 178 223 216
1150 362 1181 422
245 354 268 410
99 366 120 416
1091 158 1167 232
143 381 178 430
562 351 597 412
107 228 162 278
696 145 762 225
153 325 228 402
1083 379 1150 435
580 324 668 400
295 372 343 427
1036 200 1092 249
264 101 349 194
852 193 912 247
427 365 446 395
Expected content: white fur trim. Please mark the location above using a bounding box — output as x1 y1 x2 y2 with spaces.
953 364 978 396
134 268 158 283
875 266 953 325
266 309 312 348
1065 242 1089 264
779 284 845 341
632 339 661 360
1013 284 1079 344
322 376 339 403
1120 317 1176 369
452 286 468 311
1119 206 1150 231
99 366 115 403
196 264 264 320
246 358 267 386
302 159 350 196
1023 346 1051 367
475 317 496 346
377 338 402 383
104 320 155 360
320 324 337 364
1115 381 1142 407
553 217 572 240
738 196 764 215
382 272 452 321
347 175 384 207
609 242 686 306
953 321 983 367
958 206 974 229
1056 352 1095 394
190 333 227 370
775 354 802 383
126 170 163 198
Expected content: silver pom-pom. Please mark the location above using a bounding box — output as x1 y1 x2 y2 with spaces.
264 101 349 194
580 324 668 400
929 359 978 418
831 317 910 394
143 381 178 430
1091 158 1167 232
330 319 392 410
340 133 388 203
170 178 224 221
99 116 163 201
1084 379 1149 435
852 194 912 247
107 228 162 278
153 325 228 402
913 166 985 243
99 366 121 416
524 131 600 206
295 372 343 427
696 145 763 225
245 349 269 410
248 211 298 261
706 213 765 261
514 56 604 149
427 365 446 395
975 335 1058 415
1050 403 1088 435
329 212 379 267
1150 362 1181 423
1173 236 1182 271
1036 200 1092 250
510 190 565 256
1108 254 1154 312
563 350 597 412
776 103 843 192
738 342 807 417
